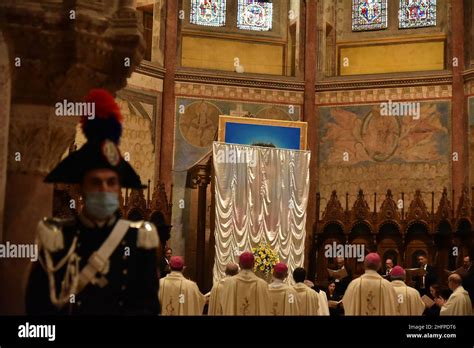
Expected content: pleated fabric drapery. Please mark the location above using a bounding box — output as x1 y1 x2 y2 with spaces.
212 142 311 285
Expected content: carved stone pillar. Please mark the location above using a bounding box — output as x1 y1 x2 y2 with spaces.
2 106 77 315
0 0 145 314
160 0 178 196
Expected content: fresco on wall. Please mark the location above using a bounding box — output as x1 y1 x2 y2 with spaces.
174 98 300 171
318 101 451 211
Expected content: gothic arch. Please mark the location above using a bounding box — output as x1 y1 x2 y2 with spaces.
405 223 432 267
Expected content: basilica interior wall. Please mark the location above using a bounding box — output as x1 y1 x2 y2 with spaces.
316 86 452 213
179 0 302 76
319 0 450 77
5 0 471 285
314 0 457 214
469 96 474 189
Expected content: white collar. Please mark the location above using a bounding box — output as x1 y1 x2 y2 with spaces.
269 278 284 288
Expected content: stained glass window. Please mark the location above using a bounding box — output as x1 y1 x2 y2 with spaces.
399 0 436 29
352 0 388 31
190 0 226 27
237 0 273 32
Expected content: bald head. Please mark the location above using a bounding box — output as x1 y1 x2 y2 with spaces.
225 263 239 276
448 273 462 291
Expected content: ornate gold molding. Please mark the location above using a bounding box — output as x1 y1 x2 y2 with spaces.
316 72 452 92
316 85 452 105
175 68 305 91
136 61 166 79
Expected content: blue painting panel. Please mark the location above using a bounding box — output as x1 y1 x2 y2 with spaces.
224 122 301 150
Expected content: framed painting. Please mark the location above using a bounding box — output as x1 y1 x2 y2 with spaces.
218 115 307 150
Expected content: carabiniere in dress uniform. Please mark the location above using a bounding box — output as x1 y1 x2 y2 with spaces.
25 89 160 315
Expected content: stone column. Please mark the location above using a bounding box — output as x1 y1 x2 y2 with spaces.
2 107 77 315
161 0 180 255
451 0 468 205
303 0 318 279
160 0 178 192
0 0 145 314
0 30 11 243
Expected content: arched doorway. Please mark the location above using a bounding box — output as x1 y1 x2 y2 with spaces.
316 222 345 287
405 223 432 266
377 222 402 272
455 219 473 267
348 222 374 278
405 222 432 286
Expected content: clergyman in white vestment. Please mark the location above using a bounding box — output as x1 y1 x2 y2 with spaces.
440 273 473 316
208 263 239 315
390 266 425 316
303 279 329 315
342 252 399 315
292 267 320 315
158 256 206 316
220 251 271 315
268 262 299 315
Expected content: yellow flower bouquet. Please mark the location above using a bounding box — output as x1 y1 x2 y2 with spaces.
251 242 279 277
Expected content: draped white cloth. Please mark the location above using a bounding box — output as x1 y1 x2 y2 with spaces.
212 142 311 285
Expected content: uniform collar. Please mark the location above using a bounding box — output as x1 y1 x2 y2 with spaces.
79 211 118 228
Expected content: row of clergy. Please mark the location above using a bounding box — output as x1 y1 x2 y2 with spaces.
158 252 473 316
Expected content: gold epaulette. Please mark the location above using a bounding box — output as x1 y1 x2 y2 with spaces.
37 217 73 253
131 220 159 250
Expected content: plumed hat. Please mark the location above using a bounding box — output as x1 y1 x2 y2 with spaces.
44 89 143 189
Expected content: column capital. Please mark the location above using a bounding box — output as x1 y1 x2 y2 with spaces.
0 0 145 103
7 105 77 175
